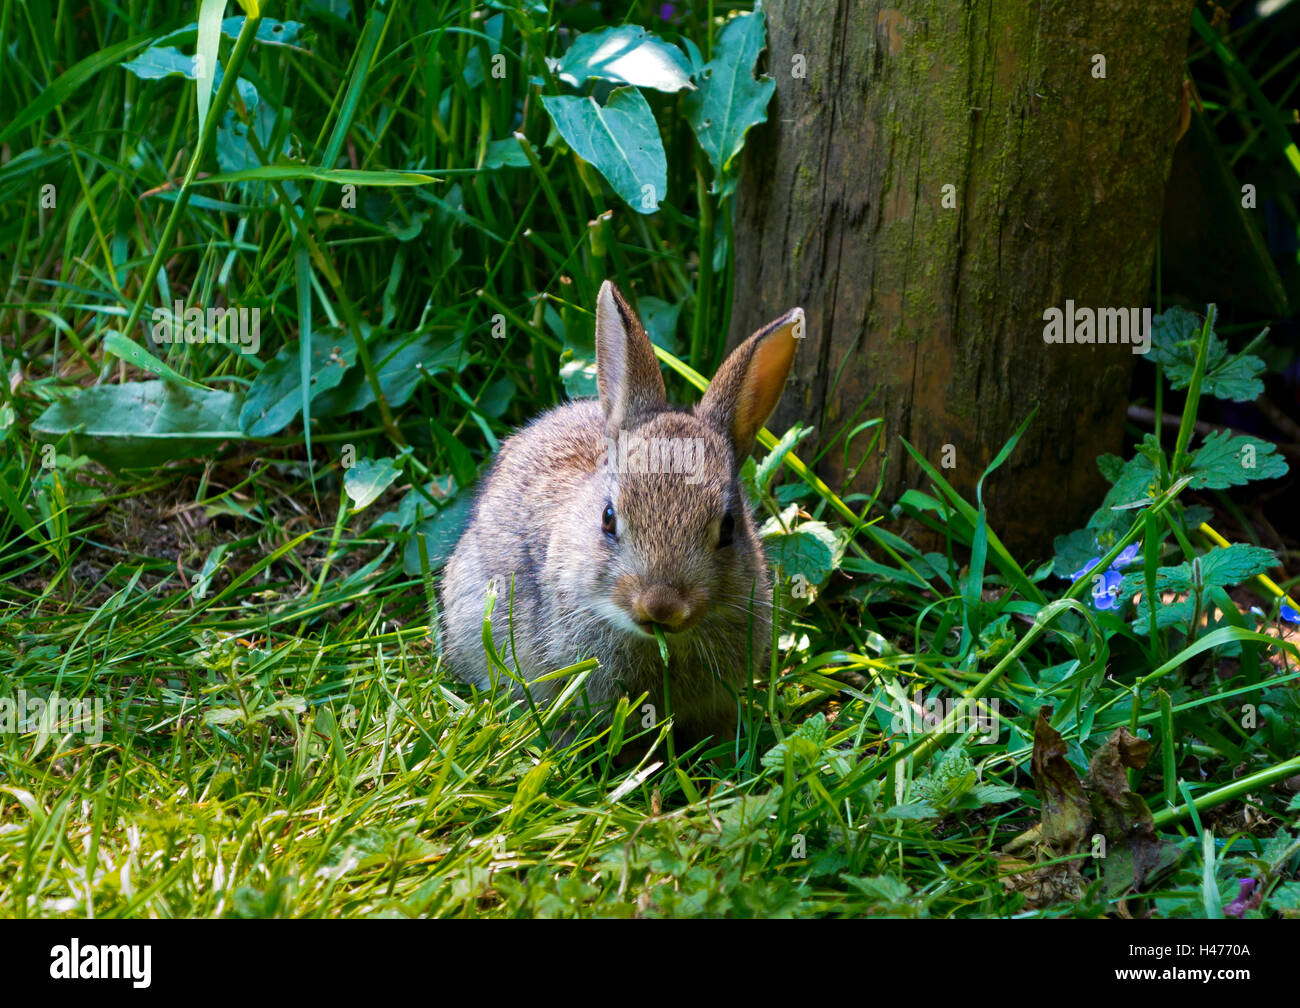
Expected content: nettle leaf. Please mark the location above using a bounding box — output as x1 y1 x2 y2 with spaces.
556 25 693 93
1149 306 1266 402
1186 429 1288 489
344 457 401 511
1052 527 1101 580
760 712 828 772
764 520 838 598
1123 544 1278 627
239 330 357 437
685 8 775 195
542 88 668 214
1087 442 1160 534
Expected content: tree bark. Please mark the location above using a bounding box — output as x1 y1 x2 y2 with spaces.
730 0 1194 559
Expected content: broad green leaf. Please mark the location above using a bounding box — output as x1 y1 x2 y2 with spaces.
542 87 668 214
156 16 304 48
31 381 242 470
556 25 693 93
121 43 259 111
121 46 199 79
482 138 529 169
218 102 291 175
239 330 357 436
313 331 461 417
685 9 775 195
344 457 401 511
1187 429 1288 488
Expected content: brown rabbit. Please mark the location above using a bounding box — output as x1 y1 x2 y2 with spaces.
440 280 802 744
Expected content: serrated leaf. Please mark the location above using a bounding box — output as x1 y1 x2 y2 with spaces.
1150 306 1266 402
1186 429 1288 488
1136 543 1278 594
685 9 775 196
31 381 241 470
760 713 827 771
557 25 693 93
344 457 401 511
1052 527 1101 581
765 521 837 589
239 330 357 436
541 88 668 214
1128 544 1277 629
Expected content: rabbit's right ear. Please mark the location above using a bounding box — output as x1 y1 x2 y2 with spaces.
697 307 803 462
595 280 667 438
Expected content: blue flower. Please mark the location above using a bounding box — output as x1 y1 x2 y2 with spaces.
1069 541 1141 611
1281 603 1300 623
1088 568 1124 611
1113 541 1142 569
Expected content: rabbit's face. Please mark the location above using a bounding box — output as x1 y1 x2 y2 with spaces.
593 411 765 642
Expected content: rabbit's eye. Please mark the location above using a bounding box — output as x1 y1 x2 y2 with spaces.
717 513 735 548
602 502 617 539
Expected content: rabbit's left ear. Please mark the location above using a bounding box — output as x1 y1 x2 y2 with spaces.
596 280 667 439
697 308 803 461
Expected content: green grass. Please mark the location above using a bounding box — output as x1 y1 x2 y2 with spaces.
2 0 1299 918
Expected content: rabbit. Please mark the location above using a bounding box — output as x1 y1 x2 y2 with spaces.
439 279 803 745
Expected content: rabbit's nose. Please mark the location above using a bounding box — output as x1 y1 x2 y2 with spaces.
633 584 694 632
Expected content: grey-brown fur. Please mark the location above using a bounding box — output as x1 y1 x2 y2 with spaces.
440 280 803 742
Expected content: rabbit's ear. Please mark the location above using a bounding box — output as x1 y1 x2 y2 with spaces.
697 307 803 461
595 280 667 437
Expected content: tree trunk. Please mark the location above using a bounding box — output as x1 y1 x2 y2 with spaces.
730 0 1194 559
